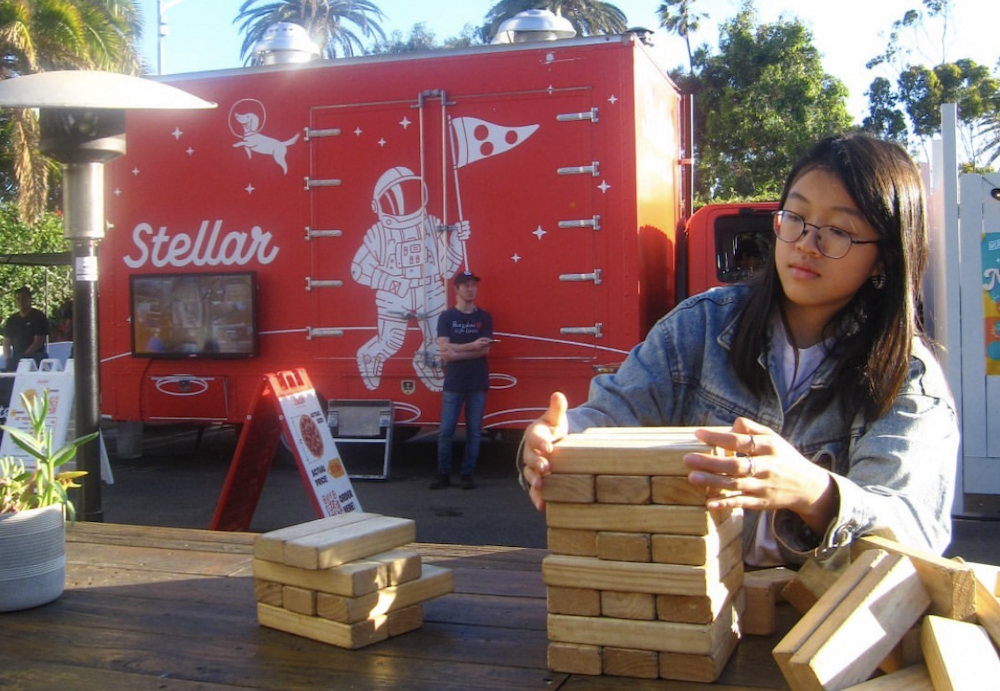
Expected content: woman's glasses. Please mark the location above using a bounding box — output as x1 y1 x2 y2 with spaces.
772 210 880 259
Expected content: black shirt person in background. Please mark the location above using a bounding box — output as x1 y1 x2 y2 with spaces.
3 286 49 372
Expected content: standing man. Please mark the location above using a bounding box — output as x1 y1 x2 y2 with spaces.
3 287 48 372
431 272 493 490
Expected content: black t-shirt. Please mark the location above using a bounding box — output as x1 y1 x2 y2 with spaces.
437 307 492 393
3 307 49 368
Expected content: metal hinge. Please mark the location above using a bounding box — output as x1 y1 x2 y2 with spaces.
560 324 603 338
556 108 599 123
305 278 344 291
305 227 343 240
307 327 344 339
303 127 341 141
559 270 602 285
304 177 342 190
558 215 601 231
557 161 600 177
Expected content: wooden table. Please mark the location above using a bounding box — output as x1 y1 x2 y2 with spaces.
0 523 790 690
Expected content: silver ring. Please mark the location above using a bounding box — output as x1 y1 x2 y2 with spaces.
746 457 757 478
748 434 757 456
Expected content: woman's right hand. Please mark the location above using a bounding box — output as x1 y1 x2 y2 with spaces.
521 392 569 511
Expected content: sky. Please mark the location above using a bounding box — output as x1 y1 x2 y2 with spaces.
138 0 1000 123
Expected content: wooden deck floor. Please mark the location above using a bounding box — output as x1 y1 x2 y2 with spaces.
0 523 789 690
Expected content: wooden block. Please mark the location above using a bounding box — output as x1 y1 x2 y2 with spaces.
549 597 737 655
879 626 923 674
257 602 388 649
921 614 1000 691
596 531 650 562
252 556 386 597
781 558 844 615
387 604 423 637
852 535 975 620
253 512 380 563
784 551 931 691
657 562 743 624
548 642 601 675
742 567 795 636
281 585 316 615
651 513 743 566
971 562 1000 649
283 515 416 570
837 664 933 690
550 434 713 476
254 579 283 606
601 590 656 620
603 647 659 679
581 426 710 437
542 474 595 503
657 603 740 682
547 586 601 616
547 527 597 556
651 476 710 506
544 553 725 597
316 564 453 623
964 560 1000 598
775 550 890 685
546 502 734 537
368 548 421 586
595 475 651 504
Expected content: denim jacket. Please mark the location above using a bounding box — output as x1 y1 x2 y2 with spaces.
567 285 959 565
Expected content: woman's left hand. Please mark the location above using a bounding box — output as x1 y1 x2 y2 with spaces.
684 417 837 533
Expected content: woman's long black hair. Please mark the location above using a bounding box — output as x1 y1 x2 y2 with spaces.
729 134 928 421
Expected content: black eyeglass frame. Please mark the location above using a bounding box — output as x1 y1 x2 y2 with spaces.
771 210 881 260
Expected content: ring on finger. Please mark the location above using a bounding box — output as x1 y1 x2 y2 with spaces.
748 434 757 456
746 457 757 478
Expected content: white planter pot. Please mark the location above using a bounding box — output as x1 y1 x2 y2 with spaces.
0 504 66 612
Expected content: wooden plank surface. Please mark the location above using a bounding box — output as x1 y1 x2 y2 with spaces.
0 522 791 691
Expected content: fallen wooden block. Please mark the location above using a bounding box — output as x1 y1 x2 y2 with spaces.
878 626 923 674
782 558 844 615
316 564 453 623
852 534 975 620
837 664 933 690
253 512 380 563
965 560 1000 598
282 515 416 570
257 602 389 649
742 567 794 636
252 556 386 597
775 549 931 691
387 604 423 637
921 614 1000 690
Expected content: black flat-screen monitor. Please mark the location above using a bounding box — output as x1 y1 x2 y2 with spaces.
130 272 258 358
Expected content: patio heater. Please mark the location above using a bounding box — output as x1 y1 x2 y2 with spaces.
0 71 215 521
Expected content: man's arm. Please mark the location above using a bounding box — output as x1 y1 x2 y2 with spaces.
440 338 492 362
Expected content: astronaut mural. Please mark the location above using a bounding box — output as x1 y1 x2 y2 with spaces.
349 116 539 392
350 166 468 392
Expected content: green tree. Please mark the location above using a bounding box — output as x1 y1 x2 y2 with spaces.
657 0 706 75
235 0 386 62
683 2 852 202
0 0 141 225
0 204 71 322
483 0 627 42
369 23 485 55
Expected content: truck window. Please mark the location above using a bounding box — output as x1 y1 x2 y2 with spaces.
714 214 773 283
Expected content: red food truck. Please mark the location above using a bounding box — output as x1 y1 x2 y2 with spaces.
99 34 773 435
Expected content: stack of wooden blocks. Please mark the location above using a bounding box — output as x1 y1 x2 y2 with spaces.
252 512 453 649
541 427 744 682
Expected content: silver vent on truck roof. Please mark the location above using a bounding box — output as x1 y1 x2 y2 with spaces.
252 22 321 65
491 9 577 44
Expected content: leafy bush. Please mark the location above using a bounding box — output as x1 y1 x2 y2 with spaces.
0 203 72 323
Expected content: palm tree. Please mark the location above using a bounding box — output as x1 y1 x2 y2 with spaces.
0 0 141 224
235 0 387 63
658 0 706 75
483 0 628 42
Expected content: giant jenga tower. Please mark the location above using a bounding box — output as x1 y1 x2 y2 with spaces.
541 427 744 681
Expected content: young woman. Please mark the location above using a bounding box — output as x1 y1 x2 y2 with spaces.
519 134 959 567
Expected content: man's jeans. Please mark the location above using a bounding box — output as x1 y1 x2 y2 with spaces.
437 390 486 476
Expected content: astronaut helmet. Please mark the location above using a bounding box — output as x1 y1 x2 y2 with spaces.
372 166 428 229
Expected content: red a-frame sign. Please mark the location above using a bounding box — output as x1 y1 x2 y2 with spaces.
210 368 361 531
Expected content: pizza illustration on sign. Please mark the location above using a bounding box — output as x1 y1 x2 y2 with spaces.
299 415 324 458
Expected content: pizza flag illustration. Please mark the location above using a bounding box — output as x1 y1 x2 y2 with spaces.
450 116 539 168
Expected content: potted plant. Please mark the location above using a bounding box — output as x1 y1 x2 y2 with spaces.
0 390 97 612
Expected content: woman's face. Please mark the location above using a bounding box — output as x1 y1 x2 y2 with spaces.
775 168 883 329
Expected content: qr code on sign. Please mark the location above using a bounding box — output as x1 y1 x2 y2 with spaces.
321 492 342 516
